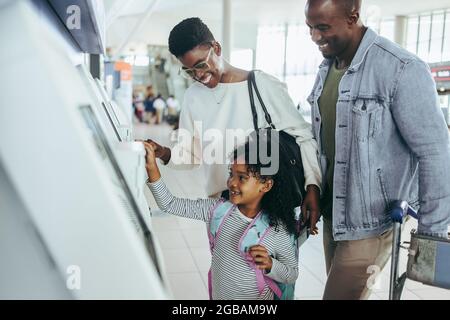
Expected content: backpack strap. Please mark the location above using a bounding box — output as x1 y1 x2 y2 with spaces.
238 212 283 299
207 200 235 252
206 200 235 300
207 203 297 300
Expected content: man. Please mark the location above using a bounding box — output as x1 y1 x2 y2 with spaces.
147 17 321 227
305 0 450 299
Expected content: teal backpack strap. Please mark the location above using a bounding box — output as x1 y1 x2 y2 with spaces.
238 212 296 300
207 201 235 251
206 200 235 300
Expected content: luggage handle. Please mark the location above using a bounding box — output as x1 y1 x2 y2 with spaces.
389 200 418 300
390 200 419 223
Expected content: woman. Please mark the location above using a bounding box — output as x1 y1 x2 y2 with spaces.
148 17 322 234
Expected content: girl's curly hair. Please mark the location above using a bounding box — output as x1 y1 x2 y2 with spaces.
232 130 299 236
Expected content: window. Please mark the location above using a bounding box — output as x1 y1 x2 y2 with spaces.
417 14 432 61
256 24 322 115
231 49 253 70
429 12 445 63
405 8 450 62
123 55 150 67
379 19 395 42
134 55 150 67
406 15 419 54
286 25 322 76
443 10 450 61
285 25 322 112
256 26 286 78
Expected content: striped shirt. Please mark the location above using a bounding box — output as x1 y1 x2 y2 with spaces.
148 178 299 300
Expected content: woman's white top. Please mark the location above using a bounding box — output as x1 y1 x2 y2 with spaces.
166 70 322 197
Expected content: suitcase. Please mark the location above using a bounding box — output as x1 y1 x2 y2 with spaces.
389 200 450 300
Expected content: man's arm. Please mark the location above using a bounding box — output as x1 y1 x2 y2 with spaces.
264 76 322 234
392 59 450 237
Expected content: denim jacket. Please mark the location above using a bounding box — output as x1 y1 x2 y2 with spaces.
307 28 450 241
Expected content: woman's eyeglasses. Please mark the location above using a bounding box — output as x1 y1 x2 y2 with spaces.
179 47 213 79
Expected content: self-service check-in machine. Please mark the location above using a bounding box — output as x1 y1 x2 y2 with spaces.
76 64 153 231
78 65 133 143
94 78 134 142
0 0 170 299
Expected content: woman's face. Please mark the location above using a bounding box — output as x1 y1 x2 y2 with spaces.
178 43 223 89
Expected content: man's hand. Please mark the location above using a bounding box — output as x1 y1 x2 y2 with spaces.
248 245 273 272
146 139 171 164
301 184 321 235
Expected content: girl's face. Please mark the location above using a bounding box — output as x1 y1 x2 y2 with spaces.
227 163 272 209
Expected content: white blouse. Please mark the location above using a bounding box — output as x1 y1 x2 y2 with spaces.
166 70 322 197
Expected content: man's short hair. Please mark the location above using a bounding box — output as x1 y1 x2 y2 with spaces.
340 0 361 15
168 17 215 58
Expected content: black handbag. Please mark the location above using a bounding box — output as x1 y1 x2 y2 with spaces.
247 71 306 207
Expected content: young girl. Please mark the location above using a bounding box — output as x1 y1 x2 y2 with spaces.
143 133 299 300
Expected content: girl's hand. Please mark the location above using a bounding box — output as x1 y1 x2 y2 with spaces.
143 142 161 182
248 245 272 272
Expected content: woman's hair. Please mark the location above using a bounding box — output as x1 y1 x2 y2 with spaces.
168 17 215 58
232 131 299 236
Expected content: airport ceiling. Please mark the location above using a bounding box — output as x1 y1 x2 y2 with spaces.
103 0 450 52
104 0 450 23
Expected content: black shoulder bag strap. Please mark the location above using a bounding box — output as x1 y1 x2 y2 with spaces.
247 70 276 131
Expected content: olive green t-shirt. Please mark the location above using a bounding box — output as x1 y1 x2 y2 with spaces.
318 61 347 218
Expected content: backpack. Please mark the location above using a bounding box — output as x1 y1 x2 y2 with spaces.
206 200 304 300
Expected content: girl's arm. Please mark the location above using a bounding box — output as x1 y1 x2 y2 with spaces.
250 229 299 285
144 142 218 222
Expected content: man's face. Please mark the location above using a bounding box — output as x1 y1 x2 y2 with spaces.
178 43 222 89
305 0 354 59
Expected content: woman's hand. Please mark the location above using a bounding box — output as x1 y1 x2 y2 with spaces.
248 245 273 272
143 142 161 182
146 139 171 164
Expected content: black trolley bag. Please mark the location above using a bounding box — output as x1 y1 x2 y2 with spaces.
389 200 450 300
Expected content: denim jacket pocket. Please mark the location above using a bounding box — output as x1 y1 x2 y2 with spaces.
351 99 383 142
374 168 391 224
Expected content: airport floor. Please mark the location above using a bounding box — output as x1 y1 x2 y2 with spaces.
135 122 450 300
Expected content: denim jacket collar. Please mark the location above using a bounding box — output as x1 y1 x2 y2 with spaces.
318 27 378 72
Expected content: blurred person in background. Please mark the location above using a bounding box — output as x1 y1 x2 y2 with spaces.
144 85 156 124
166 94 181 129
153 93 167 124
